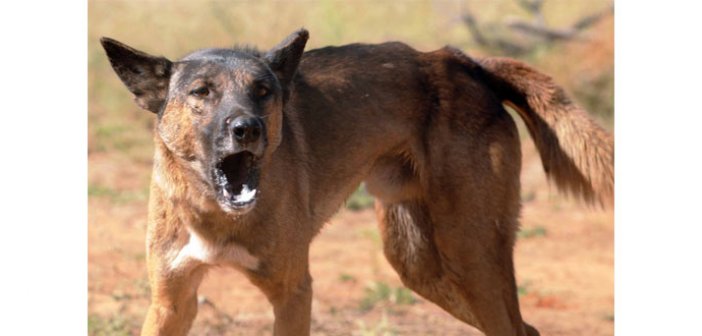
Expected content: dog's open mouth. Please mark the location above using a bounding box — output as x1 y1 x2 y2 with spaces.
213 151 261 212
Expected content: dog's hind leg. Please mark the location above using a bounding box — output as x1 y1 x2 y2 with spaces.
429 205 538 336
376 200 538 336
376 200 479 327
372 110 539 335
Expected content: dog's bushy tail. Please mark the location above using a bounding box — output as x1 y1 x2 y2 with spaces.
479 57 614 207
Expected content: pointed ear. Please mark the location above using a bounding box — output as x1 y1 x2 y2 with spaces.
100 37 173 113
263 29 309 87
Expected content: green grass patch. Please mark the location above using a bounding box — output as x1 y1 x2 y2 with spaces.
517 226 547 239
346 184 375 211
521 190 537 203
359 281 416 312
339 273 357 283
88 314 133 336
359 228 382 247
88 184 120 199
135 278 151 298
517 281 532 297
95 123 128 140
355 310 396 336
88 183 148 204
573 69 614 122
90 120 153 156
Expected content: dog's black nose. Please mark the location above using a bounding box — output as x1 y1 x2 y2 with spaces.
231 116 263 144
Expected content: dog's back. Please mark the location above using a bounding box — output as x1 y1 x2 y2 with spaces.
291 43 612 211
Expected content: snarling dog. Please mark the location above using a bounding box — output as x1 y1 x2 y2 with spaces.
101 29 613 336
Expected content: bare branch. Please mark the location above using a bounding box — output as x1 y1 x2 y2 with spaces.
515 0 544 14
462 12 530 56
507 21 576 41
573 4 614 31
461 0 612 56
461 13 489 48
507 4 613 42
515 0 545 24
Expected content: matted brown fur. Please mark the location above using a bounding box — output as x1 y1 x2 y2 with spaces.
101 29 613 336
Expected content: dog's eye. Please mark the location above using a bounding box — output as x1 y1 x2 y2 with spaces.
190 86 210 98
254 86 270 98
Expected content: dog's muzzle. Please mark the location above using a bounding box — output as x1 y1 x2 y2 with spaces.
207 114 268 214
212 149 261 213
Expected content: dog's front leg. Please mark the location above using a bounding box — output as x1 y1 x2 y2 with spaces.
249 251 313 336
271 274 313 336
141 250 208 336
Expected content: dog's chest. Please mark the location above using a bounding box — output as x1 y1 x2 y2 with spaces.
169 229 260 272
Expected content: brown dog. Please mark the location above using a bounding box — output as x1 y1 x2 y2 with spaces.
101 29 613 336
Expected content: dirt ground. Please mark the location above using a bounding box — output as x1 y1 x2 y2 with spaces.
88 140 613 336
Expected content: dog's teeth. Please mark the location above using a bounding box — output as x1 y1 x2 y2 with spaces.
234 185 257 204
216 171 228 187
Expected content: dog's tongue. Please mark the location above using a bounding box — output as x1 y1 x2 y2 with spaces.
233 184 257 204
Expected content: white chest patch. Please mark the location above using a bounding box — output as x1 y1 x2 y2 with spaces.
169 228 260 272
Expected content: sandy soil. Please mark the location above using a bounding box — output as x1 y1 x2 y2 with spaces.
88 142 613 335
